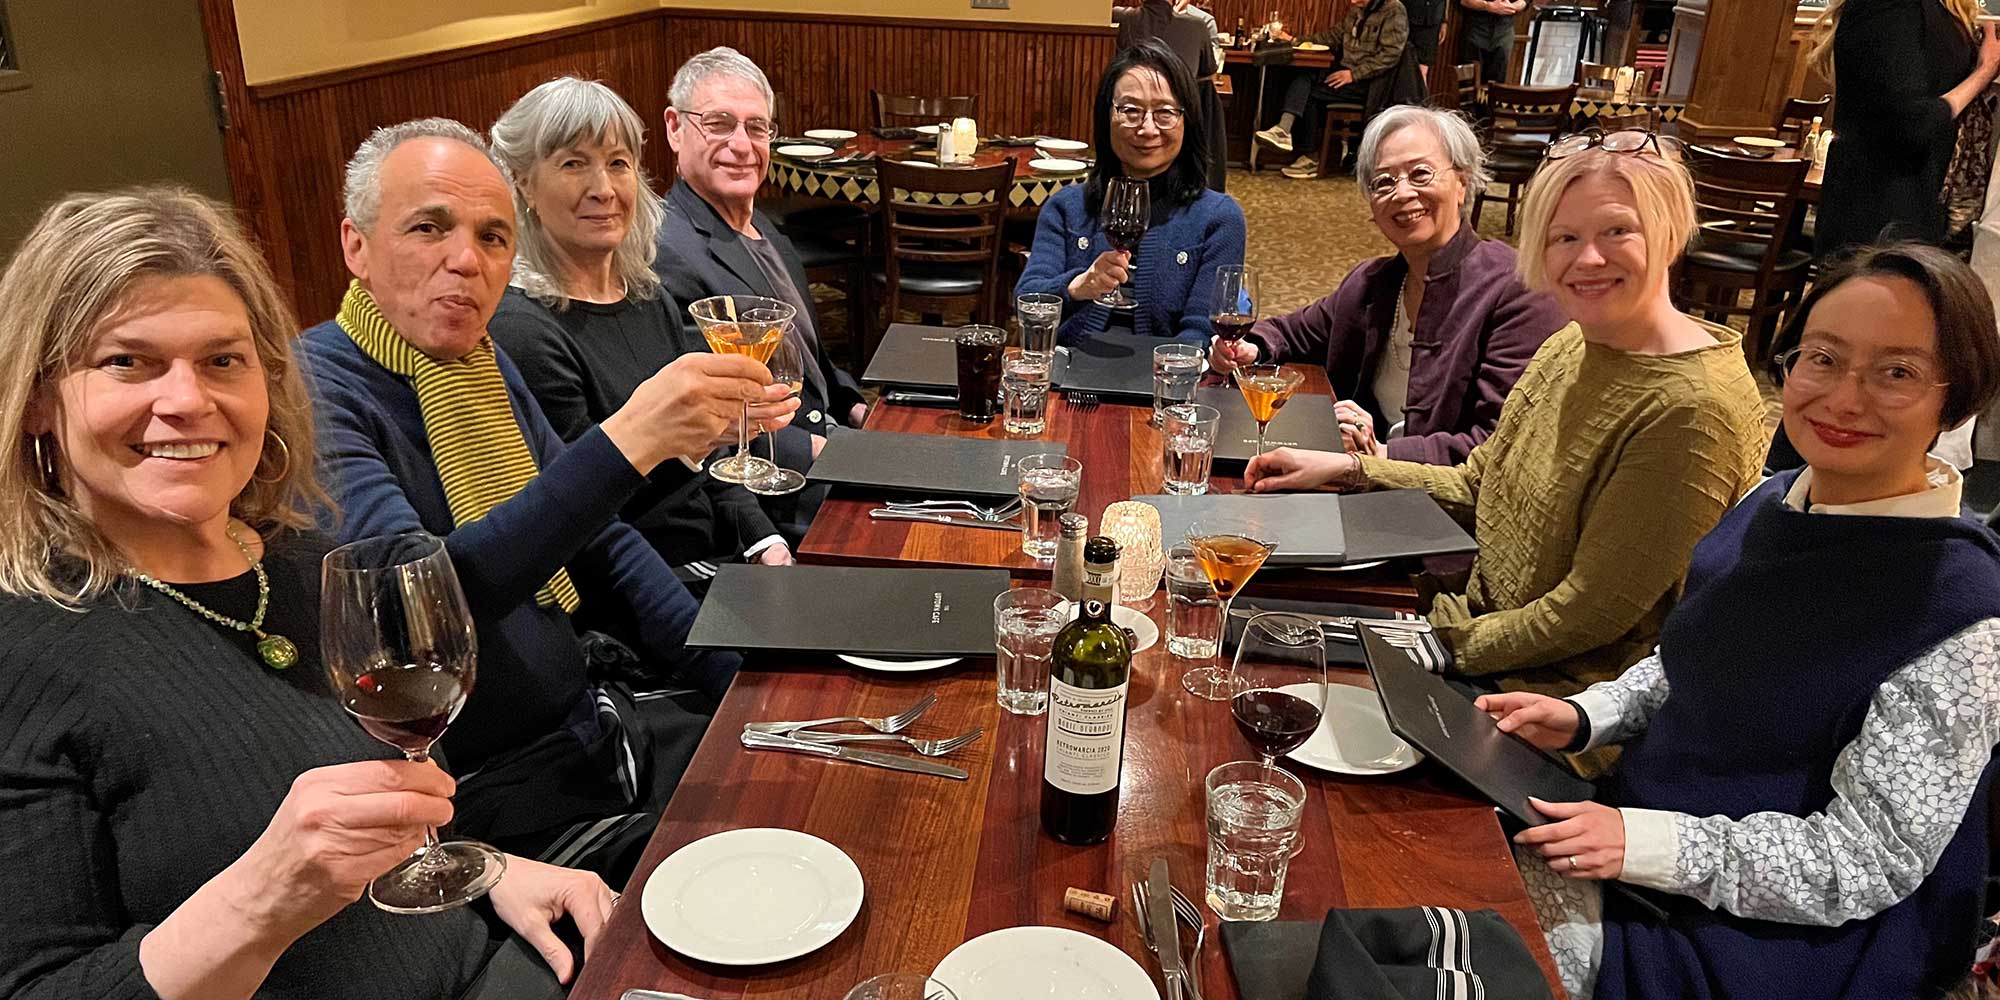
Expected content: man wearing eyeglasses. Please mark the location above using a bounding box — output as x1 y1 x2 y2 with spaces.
655 46 869 542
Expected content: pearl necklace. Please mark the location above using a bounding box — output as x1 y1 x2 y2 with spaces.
132 524 299 670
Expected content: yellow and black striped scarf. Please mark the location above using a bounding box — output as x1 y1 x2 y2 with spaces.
337 281 579 612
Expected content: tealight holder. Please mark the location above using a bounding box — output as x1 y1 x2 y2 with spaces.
1101 500 1163 604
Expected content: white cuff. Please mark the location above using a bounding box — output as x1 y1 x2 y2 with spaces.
1570 687 1624 750
678 454 705 473
1618 808 1681 890
743 534 787 559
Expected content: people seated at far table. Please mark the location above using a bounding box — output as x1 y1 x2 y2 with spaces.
487 77 796 594
653 46 869 543
1016 39 1247 345
1255 0 1413 179
1212 106 1566 465
0 187 609 1000
1483 242 2000 1000
300 118 795 877
1245 135 1767 746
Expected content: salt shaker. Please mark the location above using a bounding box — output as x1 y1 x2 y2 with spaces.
1051 514 1088 602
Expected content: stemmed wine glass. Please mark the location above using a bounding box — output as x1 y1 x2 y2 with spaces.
1211 264 1259 348
1230 612 1328 771
1182 517 1277 700
1234 363 1306 456
748 327 808 497
688 294 797 485
844 974 959 1000
321 532 505 913
1098 176 1149 308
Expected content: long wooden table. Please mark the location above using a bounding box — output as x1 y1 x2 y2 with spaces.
569 596 1563 999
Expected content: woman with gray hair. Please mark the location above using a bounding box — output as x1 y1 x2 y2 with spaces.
1213 104 1566 465
486 76 794 592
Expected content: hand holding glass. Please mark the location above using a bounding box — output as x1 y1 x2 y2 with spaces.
749 327 808 496
689 295 795 484
1211 264 1259 346
1098 177 1149 308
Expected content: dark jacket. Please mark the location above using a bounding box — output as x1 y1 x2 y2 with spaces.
1308 0 1409 81
1248 224 1565 465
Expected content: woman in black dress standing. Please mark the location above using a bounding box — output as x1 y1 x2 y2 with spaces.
1813 0 2000 255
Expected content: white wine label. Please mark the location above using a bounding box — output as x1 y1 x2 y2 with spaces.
1043 677 1130 795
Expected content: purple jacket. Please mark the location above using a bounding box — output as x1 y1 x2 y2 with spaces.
1249 225 1565 465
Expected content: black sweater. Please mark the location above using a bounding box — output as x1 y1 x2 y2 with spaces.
0 532 492 1000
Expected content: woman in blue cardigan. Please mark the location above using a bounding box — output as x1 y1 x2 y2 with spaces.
1017 39 1246 344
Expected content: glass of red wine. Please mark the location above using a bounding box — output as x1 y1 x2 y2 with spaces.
1211 264 1259 349
321 532 504 914
1229 612 1328 770
1098 176 1149 309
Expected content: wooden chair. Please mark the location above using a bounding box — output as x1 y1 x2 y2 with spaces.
1576 60 1619 92
1473 82 1578 237
1774 96 1831 147
1314 103 1370 177
1674 145 1812 362
868 159 1015 358
871 91 979 130
1455 62 1482 115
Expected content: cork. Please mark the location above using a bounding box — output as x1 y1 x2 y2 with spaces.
1064 886 1117 922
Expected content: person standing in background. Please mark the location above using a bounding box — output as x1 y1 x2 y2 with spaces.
1407 0 1448 82
1458 0 1524 89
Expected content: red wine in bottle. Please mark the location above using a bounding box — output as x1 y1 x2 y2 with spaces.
1212 314 1256 343
1041 537 1134 845
343 660 466 754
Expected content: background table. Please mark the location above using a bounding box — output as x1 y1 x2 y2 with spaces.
568 596 1564 1000
768 135 1092 213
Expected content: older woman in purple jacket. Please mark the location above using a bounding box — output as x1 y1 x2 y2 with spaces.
1213 105 1566 465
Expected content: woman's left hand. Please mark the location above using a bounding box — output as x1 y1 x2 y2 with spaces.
1333 400 1385 457
1514 799 1625 880
488 856 618 984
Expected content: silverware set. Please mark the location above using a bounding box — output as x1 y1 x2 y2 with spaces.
884 497 1022 521
867 497 1023 531
1064 391 1101 410
1134 858 1206 1000
741 694 981 779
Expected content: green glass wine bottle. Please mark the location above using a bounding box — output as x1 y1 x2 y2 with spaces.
1040 535 1134 845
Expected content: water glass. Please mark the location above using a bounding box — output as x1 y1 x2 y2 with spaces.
1165 544 1222 659
994 588 1065 715
1017 291 1062 360
1017 453 1082 560
954 325 1006 423
1205 760 1306 921
1151 343 1204 427
1002 351 1052 435
1160 403 1220 495
845 974 959 1000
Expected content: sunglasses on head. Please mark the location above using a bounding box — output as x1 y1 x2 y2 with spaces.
1544 128 1685 162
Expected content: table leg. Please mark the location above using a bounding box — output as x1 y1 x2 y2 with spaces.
1250 63 1270 173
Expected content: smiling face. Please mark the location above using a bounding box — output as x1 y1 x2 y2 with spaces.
1108 66 1184 180
526 134 638 261
1781 274 1948 492
340 137 516 362
666 74 772 211
36 274 269 547
1540 171 1657 330
1366 124 1465 257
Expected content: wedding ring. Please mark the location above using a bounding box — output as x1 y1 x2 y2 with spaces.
1567 856 1579 872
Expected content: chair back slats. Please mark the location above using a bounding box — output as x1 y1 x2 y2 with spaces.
1593 109 1652 132
876 158 1015 311
1774 96 1831 147
1684 144 1808 272
1577 61 1619 88
871 91 980 130
1455 62 1482 111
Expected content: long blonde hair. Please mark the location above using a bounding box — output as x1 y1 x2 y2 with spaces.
1810 0 1982 80
0 187 327 605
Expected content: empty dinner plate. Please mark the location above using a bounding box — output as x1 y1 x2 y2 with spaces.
640 828 864 965
915 124 942 135
1285 682 1421 776
1036 138 1089 154
1030 157 1089 173
1056 600 1160 653
804 128 858 142
1295 41 1330 51
934 926 1158 1000
836 654 964 673
776 144 836 159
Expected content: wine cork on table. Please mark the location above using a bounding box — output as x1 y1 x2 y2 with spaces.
1064 886 1117 922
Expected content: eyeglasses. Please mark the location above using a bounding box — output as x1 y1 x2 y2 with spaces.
682 109 776 143
1773 346 1950 409
1366 163 1445 201
1545 128 1684 162
1113 104 1185 130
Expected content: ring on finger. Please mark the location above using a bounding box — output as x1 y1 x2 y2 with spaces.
1567 856 1579 872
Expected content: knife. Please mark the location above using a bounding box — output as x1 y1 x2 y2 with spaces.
883 389 958 407
1149 858 1187 1000
740 729 968 780
868 509 1021 532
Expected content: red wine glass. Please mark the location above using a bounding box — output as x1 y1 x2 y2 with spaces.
1098 176 1149 308
1211 264 1259 347
1229 612 1328 770
321 532 504 913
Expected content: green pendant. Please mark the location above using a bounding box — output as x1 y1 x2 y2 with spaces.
257 633 299 670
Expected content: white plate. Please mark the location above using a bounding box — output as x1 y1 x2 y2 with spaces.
804 128 858 142
915 124 942 135
640 828 864 965
776 144 836 159
895 159 940 168
1284 682 1421 776
1302 559 1389 573
1056 600 1160 654
836 654 964 673
1295 41 1330 51
933 926 1158 1000
1036 138 1089 153
1731 135 1786 149
1029 157 1089 174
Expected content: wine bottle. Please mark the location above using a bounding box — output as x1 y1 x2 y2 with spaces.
1040 536 1134 845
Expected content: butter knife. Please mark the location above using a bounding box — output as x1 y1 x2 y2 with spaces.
740 729 968 780
868 509 1021 532
1149 858 1187 1000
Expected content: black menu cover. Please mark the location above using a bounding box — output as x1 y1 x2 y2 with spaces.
859 323 960 390
1050 332 1159 400
1135 489 1475 566
806 430 1067 497
1196 385 1343 463
1337 489 1477 563
686 564 1012 655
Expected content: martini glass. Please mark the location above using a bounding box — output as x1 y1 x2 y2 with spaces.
748 326 808 496
688 294 795 484
1234 363 1306 456
1182 517 1277 700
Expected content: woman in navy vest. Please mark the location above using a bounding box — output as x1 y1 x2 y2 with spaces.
1478 242 2000 999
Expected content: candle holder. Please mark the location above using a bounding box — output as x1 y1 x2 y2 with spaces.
1101 501 1164 604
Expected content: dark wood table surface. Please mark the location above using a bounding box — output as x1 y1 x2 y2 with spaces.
568 596 1564 1000
797 368 1426 610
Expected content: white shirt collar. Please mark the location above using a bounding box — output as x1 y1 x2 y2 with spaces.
1782 456 1965 518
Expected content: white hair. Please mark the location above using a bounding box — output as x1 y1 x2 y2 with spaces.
490 77 665 309
342 117 508 232
1353 105 1491 214
668 46 775 116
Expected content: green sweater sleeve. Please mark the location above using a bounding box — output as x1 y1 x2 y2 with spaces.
1356 438 1485 526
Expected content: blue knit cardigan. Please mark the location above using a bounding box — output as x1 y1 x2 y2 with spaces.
1015 183 1247 345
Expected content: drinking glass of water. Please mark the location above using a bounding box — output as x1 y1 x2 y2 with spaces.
1151 343 1204 428
1002 351 1052 435
1016 291 1062 359
994 587 1065 715
1205 760 1305 921
1017 453 1082 560
1165 544 1222 658
1160 403 1220 495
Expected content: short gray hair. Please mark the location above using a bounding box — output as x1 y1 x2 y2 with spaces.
343 117 509 232
668 46 775 118
490 77 665 309
1353 105 1491 214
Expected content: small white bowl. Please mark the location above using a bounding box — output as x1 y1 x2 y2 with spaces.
1035 138 1089 154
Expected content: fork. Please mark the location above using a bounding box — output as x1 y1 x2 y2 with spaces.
1169 884 1209 1000
1132 881 1194 1000
883 497 1023 521
792 727 983 756
1065 391 1100 410
741 693 937 736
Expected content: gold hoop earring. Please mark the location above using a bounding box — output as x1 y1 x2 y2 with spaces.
253 432 292 484
30 434 59 490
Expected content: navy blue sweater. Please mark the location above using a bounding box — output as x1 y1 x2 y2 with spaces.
299 322 739 772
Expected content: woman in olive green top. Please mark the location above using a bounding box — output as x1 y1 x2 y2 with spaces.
1247 139 1766 702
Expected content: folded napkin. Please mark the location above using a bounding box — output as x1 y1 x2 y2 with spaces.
1222 907 1554 1000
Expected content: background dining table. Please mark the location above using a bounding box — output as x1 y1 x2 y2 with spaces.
767 133 1093 217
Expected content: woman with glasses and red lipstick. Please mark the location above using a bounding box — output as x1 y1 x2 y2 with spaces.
1481 243 2000 999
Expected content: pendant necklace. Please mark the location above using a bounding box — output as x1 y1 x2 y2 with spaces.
132 523 300 670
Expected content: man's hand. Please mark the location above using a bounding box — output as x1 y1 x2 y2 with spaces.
603 353 798 474
1325 69 1356 88
756 543 795 567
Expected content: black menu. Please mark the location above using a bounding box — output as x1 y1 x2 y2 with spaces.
1196 385 1343 463
806 430 1068 497
859 323 960 390
1135 489 1475 566
687 564 1012 656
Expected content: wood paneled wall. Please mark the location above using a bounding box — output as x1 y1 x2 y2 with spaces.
1203 0 1355 41
195 4 1116 320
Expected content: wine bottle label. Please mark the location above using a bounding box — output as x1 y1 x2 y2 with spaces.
1043 677 1130 795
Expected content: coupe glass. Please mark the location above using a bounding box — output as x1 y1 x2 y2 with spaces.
1230 612 1328 769
1182 517 1277 700
1098 176 1149 308
749 326 808 496
688 294 796 484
